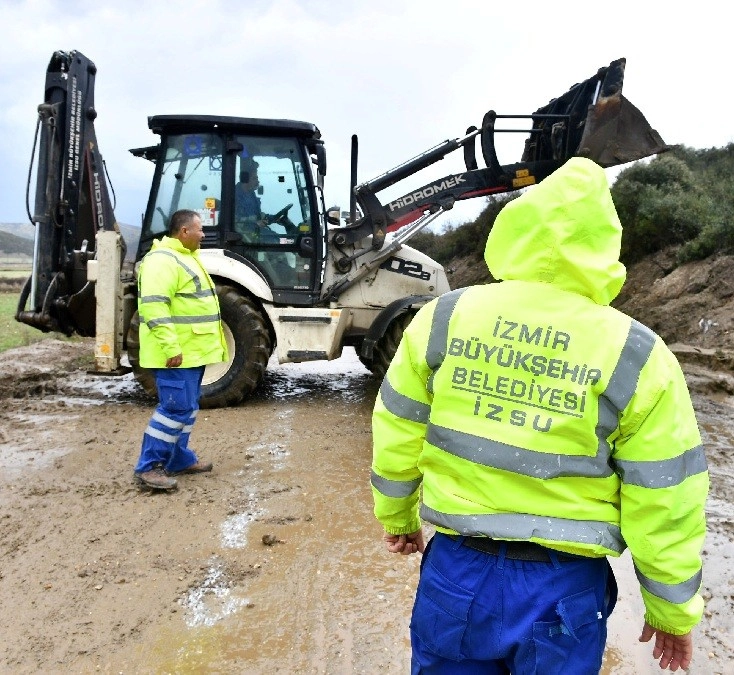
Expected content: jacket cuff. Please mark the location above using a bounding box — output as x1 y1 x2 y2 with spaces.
383 520 422 536
643 612 693 636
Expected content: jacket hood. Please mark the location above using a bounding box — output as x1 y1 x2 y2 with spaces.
484 157 626 305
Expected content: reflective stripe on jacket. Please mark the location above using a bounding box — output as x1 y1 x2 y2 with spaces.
371 158 708 635
137 236 227 368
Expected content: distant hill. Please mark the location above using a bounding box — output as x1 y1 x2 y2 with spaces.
0 223 33 239
0 229 33 256
0 222 140 262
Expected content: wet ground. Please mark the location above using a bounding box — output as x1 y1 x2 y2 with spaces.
0 341 732 673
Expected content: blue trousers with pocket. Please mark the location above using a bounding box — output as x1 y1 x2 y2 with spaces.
134 366 205 474
410 532 617 674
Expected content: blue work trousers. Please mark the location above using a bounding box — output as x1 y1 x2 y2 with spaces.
411 532 617 674
134 366 205 474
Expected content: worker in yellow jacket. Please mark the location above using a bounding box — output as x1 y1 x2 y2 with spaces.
133 209 228 490
372 158 708 673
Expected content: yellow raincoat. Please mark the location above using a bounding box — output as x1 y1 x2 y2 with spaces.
137 236 227 368
372 157 708 635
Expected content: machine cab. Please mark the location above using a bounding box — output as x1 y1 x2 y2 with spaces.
133 115 327 305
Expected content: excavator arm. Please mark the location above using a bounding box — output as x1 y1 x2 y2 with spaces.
16 50 123 336
333 58 666 258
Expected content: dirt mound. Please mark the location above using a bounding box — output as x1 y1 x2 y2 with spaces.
615 251 734 351
0 339 94 399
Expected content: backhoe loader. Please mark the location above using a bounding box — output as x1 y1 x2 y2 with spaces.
16 52 666 407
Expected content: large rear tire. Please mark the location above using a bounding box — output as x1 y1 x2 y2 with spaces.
127 285 273 408
201 285 272 408
359 312 414 379
126 311 156 397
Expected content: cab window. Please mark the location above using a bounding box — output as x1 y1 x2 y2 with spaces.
148 133 223 235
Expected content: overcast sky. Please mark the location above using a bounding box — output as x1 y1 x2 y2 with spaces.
1 0 730 230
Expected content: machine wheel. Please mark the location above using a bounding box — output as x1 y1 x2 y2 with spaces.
360 312 414 379
126 285 273 409
200 285 272 408
126 311 157 397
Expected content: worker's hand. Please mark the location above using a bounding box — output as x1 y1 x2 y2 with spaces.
639 621 693 671
383 529 425 555
165 353 183 368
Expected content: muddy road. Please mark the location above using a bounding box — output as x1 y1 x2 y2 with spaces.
0 339 732 674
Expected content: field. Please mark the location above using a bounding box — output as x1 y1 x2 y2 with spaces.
0 288 77 353
1 291 37 351
0 260 34 350
0 254 32 274
0 258 30 351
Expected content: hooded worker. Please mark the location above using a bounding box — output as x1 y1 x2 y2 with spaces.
371 157 708 673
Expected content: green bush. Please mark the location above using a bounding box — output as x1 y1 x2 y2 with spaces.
612 154 709 264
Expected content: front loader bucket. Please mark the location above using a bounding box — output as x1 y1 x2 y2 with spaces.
577 94 667 167
521 58 667 169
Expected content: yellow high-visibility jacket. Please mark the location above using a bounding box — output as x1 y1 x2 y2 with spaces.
137 236 227 368
372 158 708 636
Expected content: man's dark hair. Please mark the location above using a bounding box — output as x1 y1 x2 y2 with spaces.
169 209 199 235
239 158 259 184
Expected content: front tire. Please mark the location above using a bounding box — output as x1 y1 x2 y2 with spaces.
127 285 273 408
359 312 414 378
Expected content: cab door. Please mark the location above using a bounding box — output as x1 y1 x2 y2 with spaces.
227 136 318 300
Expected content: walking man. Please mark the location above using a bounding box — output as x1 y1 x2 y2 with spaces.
371 158 708 673
133 209 227 490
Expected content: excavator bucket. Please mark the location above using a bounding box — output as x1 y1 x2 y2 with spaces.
521 58 667 169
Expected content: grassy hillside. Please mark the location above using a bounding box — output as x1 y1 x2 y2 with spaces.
408 145 734 355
